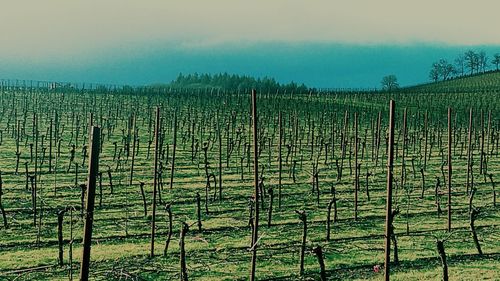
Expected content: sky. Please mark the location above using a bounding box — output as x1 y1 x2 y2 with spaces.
1 0 500 88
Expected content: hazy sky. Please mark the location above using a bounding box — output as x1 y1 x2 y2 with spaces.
1 0 500 87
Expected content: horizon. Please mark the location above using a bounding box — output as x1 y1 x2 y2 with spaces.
1 0 500 88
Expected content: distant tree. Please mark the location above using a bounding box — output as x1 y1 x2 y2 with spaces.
429 63 440 82
297 83 308 92
200 73 210 84
381 75 399 91
429 59 454 82
464 50 479 75
492 53 500 71
478 51 488 73
454 55 465 76
169 72 308 93
428 50 496 81
438 59 454 80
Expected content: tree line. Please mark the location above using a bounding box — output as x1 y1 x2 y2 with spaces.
168 72 309 93
429 50 500 82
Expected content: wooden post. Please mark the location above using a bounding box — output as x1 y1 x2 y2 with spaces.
423 111 428 170
79 126 100 281
354 112 358 220
267 187 273 227
384 100 395 281
297 210 307 276
326 200 333 241
466 109 472 195
489 174 496 207
0 171 7 228
375 111 382 167
218 113 223 200
486 110 491 157
479 110 485 175
33 114 38 227
129 113 136 186
250 89 260 281
16 120 20 175
278 111 283 209
400 108 407 188
447 107 452 232
169 110 177 189
69 207 74 280
338 111 348 181
151 107 160 257
57 209 65 266
49 118 53 173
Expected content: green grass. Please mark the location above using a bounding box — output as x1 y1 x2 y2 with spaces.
0 79 499 280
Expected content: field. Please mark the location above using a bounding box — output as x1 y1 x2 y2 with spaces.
0 74 499 280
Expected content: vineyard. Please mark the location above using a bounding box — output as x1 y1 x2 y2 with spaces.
0 76 499 281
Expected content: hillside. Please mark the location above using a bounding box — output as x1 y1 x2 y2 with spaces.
404 70 500 92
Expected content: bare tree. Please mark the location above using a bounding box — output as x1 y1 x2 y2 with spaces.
464 50 479 75
429 63 440 82
454 55 465 76
438 59 454 80
478 51 488 73
492 53 500 71
429 59 454 81
381 75 399 91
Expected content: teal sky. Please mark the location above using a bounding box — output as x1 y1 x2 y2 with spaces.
1 0 500 88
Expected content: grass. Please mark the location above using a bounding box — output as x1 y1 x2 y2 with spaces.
0 79 498 280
